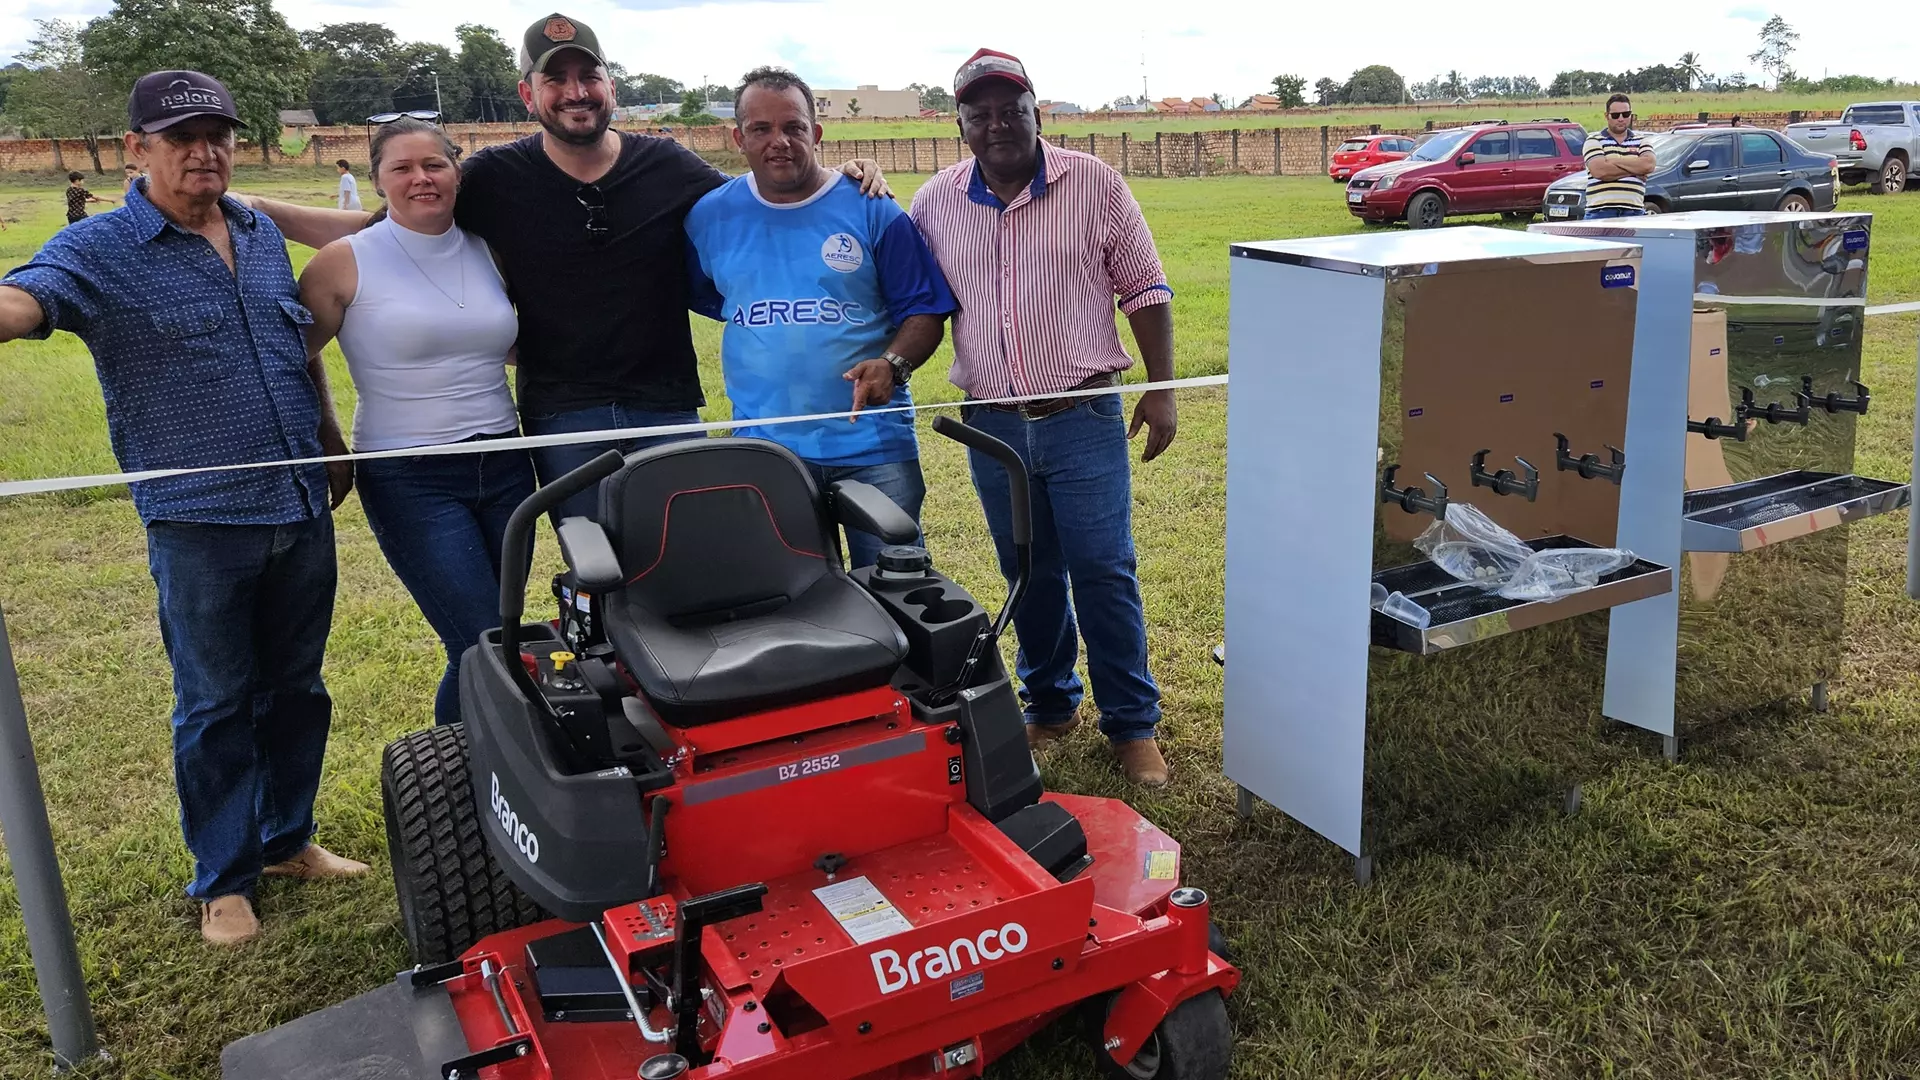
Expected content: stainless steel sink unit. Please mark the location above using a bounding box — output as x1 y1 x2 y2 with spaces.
1532 211 1903 758
1224 226 1675 880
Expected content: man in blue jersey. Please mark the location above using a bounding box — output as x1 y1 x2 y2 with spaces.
686 66 956 568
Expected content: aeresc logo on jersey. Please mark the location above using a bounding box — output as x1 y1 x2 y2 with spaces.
729 298 868 327
489 772 540 863
870 922 1028 994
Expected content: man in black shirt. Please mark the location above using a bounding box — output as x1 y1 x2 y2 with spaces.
246 12 890 520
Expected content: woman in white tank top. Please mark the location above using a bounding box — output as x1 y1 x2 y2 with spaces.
298 118 534 728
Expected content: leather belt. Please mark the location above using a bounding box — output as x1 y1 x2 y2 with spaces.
976 372 1120 420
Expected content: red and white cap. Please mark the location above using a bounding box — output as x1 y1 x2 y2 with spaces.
953 48 1033 103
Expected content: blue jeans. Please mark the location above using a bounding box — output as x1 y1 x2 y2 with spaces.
356 436 537 727
521 402 704 521
145 515 337 900
805 458 927 570
1585 206 1648 218
960 394 1161 744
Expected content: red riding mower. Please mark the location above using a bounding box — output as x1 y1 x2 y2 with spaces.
222 417 1238 1080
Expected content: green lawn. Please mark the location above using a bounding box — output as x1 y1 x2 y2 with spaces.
3 167 1920 1079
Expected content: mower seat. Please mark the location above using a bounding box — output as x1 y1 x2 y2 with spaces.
596 439 909 726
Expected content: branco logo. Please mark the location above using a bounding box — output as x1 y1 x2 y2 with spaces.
870 922 1027 994
821 232 864 273
489 773 540 863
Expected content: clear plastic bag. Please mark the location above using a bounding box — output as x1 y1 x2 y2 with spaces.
1413 502 1636 602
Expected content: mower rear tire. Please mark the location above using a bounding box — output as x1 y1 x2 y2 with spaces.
1093 989 1232 1080
382 723 545 964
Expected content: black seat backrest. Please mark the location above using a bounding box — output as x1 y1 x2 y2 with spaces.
599 439 835 624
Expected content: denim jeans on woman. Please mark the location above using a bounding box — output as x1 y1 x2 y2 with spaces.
146 514 336 901
959 393 1161 744
356 434 536 727
521 401 703 522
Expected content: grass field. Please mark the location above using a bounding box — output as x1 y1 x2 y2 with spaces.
814 88 1920 140
3 165 1920 1079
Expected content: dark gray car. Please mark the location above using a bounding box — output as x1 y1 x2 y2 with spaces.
1543 127 1838 219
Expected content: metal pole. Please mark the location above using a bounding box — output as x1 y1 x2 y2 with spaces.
432 73 444 119
0 602 99 1068
1908 326 1920 599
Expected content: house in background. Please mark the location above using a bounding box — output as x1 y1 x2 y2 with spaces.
278 109 319 129
1243 94 1283 111
814 85 922 118
1037 100 1085 116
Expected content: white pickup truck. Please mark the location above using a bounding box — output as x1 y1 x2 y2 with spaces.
1784 101 1918 194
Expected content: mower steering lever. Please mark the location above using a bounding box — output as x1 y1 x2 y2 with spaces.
928 417 1034 706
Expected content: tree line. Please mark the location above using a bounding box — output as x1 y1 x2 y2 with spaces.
0 0 970 165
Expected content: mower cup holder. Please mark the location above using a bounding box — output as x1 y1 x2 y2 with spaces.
1681 470 1911 553
903 585 975 625
1369 537 1672 655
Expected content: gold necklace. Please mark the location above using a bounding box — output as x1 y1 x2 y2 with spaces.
390 222 467 309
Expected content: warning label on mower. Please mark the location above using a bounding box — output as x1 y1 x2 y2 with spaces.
1144 850 1178 880
813 876 913 944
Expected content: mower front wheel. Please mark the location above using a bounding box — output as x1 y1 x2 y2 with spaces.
382 723 546 964
1093 989 1232 1080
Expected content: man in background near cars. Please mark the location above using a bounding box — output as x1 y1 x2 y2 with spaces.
685 66 955 569
1583 94 1655 218
909 49 1178 787
336 158 362 211
0 70 368 947
243 12 892 523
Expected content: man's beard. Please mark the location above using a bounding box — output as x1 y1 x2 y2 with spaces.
537 100 612 146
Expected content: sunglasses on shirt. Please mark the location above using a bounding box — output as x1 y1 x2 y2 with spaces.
576 183 610 246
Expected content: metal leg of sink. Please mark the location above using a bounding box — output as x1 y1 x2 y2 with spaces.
1235 785 1255 821
1662 735 1679 763
1353 854 1374 887
1563 783 1583 816
1812 681 1830 714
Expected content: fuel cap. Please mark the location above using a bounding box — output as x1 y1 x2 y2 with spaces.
875 545 931 576
639 1053 690 1079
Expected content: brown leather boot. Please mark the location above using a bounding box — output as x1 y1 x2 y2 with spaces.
264 843 371 880
201 895 260 945
1025 712 1083 751
1114 738 1170 787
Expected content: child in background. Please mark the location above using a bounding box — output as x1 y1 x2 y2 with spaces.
336 159 362 211
124 163 142 192
65 172 115 224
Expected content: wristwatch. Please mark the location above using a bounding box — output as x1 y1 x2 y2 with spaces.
882 350 914 386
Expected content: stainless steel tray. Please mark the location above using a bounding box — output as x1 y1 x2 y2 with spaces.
1370 537 1673 655
1681 470 1910 553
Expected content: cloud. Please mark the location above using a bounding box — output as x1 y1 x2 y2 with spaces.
1727 5 1769 20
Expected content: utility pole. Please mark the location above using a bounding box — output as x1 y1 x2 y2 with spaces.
1139 31 1148 103
432 71 444 119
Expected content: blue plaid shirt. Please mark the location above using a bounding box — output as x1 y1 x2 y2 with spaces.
4 181 329 525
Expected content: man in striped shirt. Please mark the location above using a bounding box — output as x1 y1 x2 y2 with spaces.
909 48 1177 787
1583 94 1655 217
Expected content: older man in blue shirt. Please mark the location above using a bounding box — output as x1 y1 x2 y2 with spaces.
0 71 368 945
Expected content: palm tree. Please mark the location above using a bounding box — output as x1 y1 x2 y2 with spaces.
1677 52 1705 91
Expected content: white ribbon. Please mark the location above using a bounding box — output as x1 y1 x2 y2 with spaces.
0 375 1229 500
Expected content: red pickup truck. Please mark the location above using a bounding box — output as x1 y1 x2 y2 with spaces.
1345 120 1589 228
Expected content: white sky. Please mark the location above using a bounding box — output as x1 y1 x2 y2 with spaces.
5 0 1915 108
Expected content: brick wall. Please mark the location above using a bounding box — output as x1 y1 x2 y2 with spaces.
1 109 1847 177
806 125 1413 177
